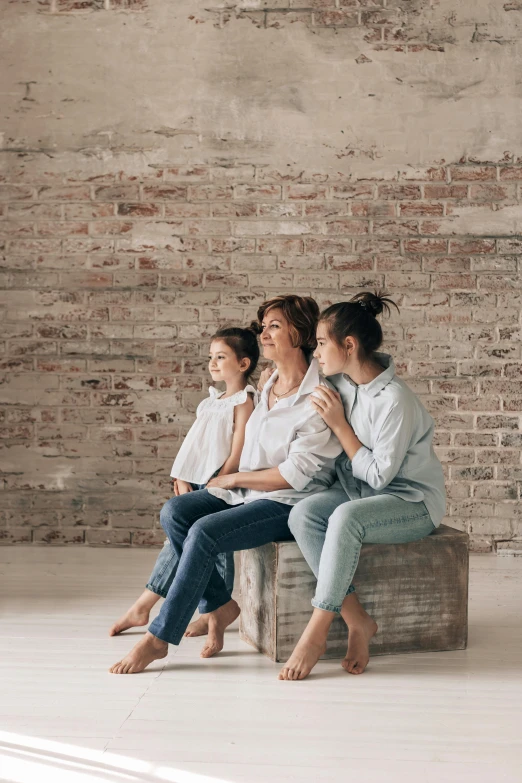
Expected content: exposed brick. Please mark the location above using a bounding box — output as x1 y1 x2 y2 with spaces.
423 185 468 199
449 239 496 254
499 167 522 180
86 529 131 546
0 185 35 201
1 153 520 549
325 220 369 235
450 166 497 181
313 10 359 26
286 185 328 200
38 185 92 201
399 202 444 216
378 185 422 200
234 185 282 200
405 238 448 253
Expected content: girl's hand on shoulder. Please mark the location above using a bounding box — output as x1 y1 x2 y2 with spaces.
176 479 193 495
207 473 238 490
311 385 348 434
258 367 275 392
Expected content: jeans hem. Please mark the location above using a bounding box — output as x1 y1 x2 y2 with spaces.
197 596 232 615
149 619 182 646
312 599 342 614
145 583 168 599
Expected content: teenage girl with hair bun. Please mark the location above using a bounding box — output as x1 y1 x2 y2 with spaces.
279 291 446 682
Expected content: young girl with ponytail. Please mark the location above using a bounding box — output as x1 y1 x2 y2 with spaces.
279 291 446 682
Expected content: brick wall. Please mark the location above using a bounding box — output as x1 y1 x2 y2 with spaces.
1 0 522 552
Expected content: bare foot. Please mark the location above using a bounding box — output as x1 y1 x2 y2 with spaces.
341 616 378 675
109 589 160 637
200 599 241 658
109 606 150 637
109 632 168 674
278 638 327 681
184 615 209 637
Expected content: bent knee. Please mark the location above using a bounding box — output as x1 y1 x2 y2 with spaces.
184 518 219 551
328 502 363 533
159 496 183 531
288 497 325 536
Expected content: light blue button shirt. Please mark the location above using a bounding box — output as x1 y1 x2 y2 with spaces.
330 352 446 527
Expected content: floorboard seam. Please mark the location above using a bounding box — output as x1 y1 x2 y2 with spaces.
102 662 168 754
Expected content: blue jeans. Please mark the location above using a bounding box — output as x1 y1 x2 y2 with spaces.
148 490 292 645
288 482 436 614
145 540 234 607
145 482 235 611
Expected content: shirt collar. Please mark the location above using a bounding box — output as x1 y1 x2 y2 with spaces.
263 358 320 407
342 352 396 398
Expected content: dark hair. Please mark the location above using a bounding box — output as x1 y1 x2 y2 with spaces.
319 290 399 359
210 326 260 379
253 295 320 356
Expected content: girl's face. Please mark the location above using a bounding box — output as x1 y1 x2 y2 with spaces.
314 322 353 376
208 340 249 383
260 307 297 362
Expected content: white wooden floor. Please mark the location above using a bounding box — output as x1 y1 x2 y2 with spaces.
1 548 521 783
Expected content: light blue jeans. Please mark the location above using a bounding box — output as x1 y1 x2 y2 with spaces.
145 481 234 609
288 482 436 614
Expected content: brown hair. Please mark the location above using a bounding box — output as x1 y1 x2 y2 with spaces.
319 290 399 360
211 326 260 380
252 295 320 356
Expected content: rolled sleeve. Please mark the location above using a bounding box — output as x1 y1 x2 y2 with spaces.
278 414 342 491
351 402 415 490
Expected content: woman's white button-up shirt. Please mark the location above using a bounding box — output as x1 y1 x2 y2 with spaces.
207 359 342 506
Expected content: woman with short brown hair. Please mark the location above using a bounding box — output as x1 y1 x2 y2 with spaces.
110 294 342 674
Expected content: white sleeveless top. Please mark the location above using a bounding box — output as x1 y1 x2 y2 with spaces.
170 385 258 485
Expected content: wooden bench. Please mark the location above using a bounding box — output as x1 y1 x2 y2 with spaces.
239 524 469 662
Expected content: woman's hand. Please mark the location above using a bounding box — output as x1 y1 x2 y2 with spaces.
206 473 239 490
258 367 275 392
174 479 193 496
310 386 349 435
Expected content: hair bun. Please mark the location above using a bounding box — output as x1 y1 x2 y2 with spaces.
350 290 399 318
248 320 263 336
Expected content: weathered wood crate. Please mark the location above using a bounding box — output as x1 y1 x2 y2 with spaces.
239 524 469 662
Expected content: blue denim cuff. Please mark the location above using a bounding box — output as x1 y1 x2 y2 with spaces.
145 582 168 599
311 598 342 614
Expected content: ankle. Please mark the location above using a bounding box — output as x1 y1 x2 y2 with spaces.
299 628 328 648
146 632 168 648
135 590 159 611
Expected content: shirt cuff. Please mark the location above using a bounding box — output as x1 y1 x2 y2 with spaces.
278 459 311 491
350 446 374 483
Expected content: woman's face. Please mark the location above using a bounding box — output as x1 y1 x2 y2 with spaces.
208 340 248 383
260 307 298 363
314 322 350 376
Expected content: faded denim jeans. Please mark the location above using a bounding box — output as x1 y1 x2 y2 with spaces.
288 481 436 614
149 490 292 646
145 481 234 610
